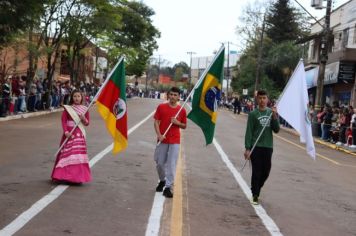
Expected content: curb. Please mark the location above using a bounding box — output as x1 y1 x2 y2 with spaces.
0 108 64 122
0 97 141 122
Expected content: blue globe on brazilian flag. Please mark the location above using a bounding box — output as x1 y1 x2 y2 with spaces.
188 47 225 145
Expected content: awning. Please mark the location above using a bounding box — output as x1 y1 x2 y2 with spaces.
56 75 70 83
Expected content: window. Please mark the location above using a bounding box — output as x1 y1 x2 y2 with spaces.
342 28 349 48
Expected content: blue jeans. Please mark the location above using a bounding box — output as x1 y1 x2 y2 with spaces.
321 123 331 140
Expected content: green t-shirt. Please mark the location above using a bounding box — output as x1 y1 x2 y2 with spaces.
244 107 280 150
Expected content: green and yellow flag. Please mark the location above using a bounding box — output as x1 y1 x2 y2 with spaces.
188 47 225 145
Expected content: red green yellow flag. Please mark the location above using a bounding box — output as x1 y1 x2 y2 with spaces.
97 59 128 154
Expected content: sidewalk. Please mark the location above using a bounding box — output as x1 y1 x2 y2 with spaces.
0 108 63 122
0 97 143 122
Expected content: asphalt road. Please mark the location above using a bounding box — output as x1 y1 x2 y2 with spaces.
1 98 356 236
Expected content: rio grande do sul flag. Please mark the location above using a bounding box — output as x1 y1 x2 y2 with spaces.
97 58 128 154
188 46 225 145
277 60 315 159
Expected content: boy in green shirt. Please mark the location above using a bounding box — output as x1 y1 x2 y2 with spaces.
244 90 280 205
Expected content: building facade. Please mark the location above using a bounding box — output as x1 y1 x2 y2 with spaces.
306 0 356 106
0 35 107 84
190 52 240 93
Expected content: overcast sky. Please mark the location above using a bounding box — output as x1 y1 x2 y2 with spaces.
142 0 349 65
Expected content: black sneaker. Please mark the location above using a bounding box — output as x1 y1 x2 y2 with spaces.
251 195 259 205
155 180 165 192
163 187 173 198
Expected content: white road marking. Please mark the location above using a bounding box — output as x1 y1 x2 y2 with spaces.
145 193 166 236
213 138 283 236
0 111 155 236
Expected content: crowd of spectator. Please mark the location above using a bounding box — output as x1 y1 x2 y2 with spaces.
312 103 356 147
4 78 356 149
0 75 100 117
219 95 356 148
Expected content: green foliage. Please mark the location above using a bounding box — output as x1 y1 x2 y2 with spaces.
265 0 300 43
173 67 184 81
102 1 160 76
265 41 301 89
231 54 257 97
0 0 46 45
233 0 310 96
173 61 189 81
1 0 159 83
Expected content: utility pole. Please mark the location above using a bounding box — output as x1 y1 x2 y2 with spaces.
312 0 332 135
145 59 150 96
254 14 266 93
197 57 201 79
221 41 238 95
187 51 196 90
227 42 230 95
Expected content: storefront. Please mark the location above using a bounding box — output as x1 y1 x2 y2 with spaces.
305 61 356 106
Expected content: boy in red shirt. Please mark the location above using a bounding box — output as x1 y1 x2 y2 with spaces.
154 87 187 198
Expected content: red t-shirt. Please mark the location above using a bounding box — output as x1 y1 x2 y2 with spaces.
154 103 187 144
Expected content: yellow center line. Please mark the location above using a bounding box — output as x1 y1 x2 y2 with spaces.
170 142 183 236
274 133 341 165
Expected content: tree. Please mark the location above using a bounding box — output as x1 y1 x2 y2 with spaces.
172 62 189 81
101 1 160 77
0 0 46 45
265 41 302 88
233 0 311 95
265 0 300 43
63 0 121 82
235 0 266 49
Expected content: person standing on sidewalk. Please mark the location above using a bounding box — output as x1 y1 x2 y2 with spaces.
244 90 280 205
153 87 187 198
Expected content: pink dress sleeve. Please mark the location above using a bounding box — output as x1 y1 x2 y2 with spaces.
61 111 70 133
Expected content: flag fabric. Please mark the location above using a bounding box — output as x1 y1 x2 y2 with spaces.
97 59 128 154
188 47 225 145
277 60 316 159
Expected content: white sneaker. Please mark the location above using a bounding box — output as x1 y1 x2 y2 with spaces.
350 145 356 148
336 142 342 146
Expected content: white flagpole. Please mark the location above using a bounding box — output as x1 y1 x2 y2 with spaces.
54 56 125 157
157 45 225 145
241 59 305 171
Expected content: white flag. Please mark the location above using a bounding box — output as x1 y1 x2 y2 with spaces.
277 60 316 159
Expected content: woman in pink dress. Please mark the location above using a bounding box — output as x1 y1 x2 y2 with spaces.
51 90 91 184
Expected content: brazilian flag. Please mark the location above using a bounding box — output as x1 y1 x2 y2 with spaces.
188 47 225 145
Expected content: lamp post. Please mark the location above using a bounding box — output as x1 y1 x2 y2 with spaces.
221 41 238 96
187 51 196 90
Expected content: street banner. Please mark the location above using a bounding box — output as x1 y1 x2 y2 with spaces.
97 58 128 154
188 46 225 145
277 60 316 159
